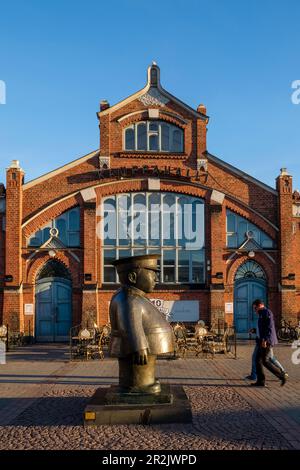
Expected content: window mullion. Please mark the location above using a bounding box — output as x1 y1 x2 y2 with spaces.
159 123 161 151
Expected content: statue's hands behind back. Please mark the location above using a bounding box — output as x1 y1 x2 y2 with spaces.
133 348 148 365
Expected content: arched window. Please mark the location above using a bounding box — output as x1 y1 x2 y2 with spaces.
124 121 183 152
234 261 266 281
102 192 205 284
226 210 274 248
28 207 80 247
37 260 71 281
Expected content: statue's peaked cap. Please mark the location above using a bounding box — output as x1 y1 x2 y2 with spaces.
112 254 160 273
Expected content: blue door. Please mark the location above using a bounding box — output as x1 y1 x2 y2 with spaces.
234 280 266 337
35 277 72 342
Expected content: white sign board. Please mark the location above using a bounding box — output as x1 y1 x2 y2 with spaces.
150 299 199 322
24 304 34 315
225 302 233 313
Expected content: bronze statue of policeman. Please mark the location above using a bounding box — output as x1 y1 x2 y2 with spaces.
109 254 175 395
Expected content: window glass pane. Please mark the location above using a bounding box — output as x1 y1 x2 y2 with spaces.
118 195 130 245
163 193 175 208
163 195 175 244
178 250 189 265
192 251 205 283
149 211 160 246
178 267 189 283
133 248 146 256
161 124 169 151
104 210 116 245
172 129 183 152
227 212 236 233
133 193 146 209
118 249 131 258
163 250 175 283
104 197 116 211
149 122 158 131
227 234 237 248
251 229 259 244
163 211 175 246
55 219 67 245
137 123 147 150
261 233 273 248
149 134 158 151
125 128 135 150
133 210 147 245
248 223 259 243
104 249 116 265
118 194 131 211
104 267 116 283
29 230 42 246
68 208 80 231
178 251 189 282
68 232 80 247
42 226 51 243
237 221 247 245
149 193 161 207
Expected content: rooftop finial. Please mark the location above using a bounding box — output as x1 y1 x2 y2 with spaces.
147 62 160 88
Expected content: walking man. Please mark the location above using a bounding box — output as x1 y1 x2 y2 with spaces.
251 299 287 387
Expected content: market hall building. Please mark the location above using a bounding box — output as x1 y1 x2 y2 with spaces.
0 63 299 341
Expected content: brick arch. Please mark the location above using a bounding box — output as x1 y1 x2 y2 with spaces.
119 112 187 130
225 200 277 240
23 194 82 238
226 253 276 287
26 251 81 287
94 178 208 201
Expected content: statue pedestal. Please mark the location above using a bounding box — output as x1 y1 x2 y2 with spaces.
83 384 192 426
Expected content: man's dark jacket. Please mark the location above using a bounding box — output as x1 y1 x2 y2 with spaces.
257 307 278 346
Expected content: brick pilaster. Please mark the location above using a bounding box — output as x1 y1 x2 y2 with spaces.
209 191 226 325
81 200 99 326
276 169 296 322
3 161 24 330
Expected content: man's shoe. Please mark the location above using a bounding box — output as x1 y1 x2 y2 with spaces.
250 382 265 387
280 373 288 386
245 375 256 380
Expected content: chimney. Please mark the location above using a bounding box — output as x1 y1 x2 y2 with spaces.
100 100 110 111
197 103 207 115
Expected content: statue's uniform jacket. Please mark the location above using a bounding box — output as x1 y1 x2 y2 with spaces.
109 286 175 357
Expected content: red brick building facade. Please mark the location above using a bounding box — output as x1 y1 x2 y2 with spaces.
0 63 299 340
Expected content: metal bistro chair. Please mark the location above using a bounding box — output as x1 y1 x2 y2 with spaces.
202 326 230 357
70 325 94 360
96 323 111 359
173 323 189 358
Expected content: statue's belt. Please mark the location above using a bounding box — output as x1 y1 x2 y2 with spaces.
111 327 171 337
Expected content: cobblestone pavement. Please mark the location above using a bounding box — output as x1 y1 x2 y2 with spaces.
0 342 299 450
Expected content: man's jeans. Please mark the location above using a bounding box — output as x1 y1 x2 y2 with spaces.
250 341 285 380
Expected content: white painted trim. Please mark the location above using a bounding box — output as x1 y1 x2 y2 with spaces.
117 109 188 125
23 150 100 190
206 152 278 196
117 110 148 123
99 86 149 116
98 66 207 120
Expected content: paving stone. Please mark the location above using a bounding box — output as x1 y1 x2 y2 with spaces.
0 342 299 450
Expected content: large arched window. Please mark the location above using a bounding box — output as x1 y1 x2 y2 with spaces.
102 192 205 284
124 121 184 152
28 207 80 247
226 210 274 248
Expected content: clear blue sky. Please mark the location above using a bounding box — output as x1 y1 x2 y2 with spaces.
1 0 300 190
